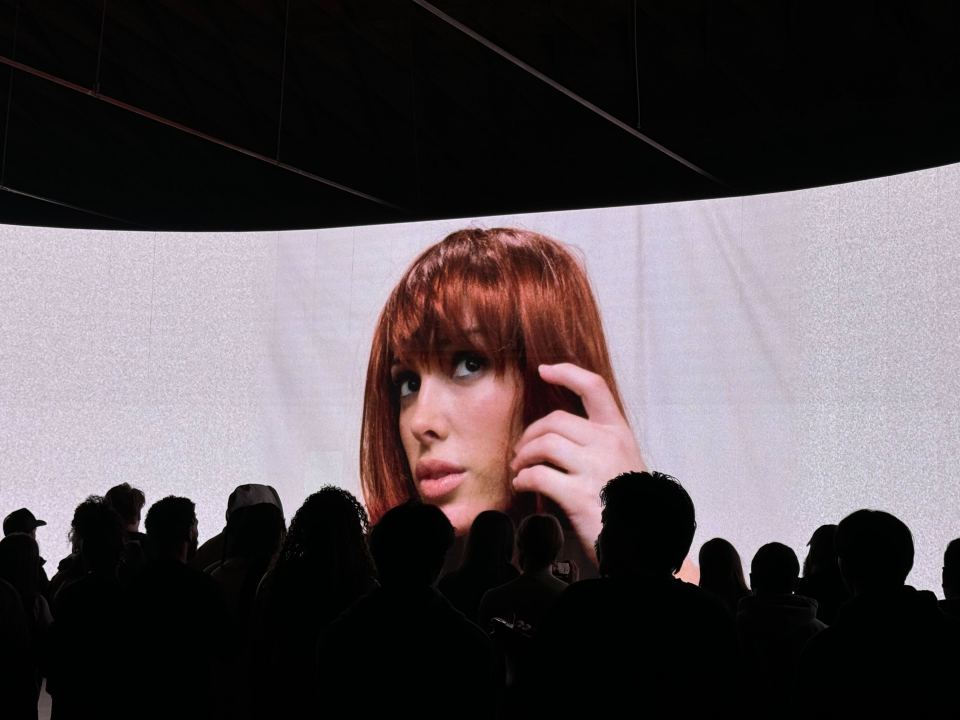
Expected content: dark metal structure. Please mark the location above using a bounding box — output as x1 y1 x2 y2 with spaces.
0 1 957 230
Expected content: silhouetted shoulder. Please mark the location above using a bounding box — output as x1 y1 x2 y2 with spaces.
530 576 737 718
798 586 960 716
317 586 500 719
551 575 729 618
550 576 603 604
478 571 567 629
941 597 960 620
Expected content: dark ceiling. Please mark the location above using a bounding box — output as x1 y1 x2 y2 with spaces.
0 1 957 231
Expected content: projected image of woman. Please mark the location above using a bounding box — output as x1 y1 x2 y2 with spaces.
360 228 648 571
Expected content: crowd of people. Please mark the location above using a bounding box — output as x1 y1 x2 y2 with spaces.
1 472 958 719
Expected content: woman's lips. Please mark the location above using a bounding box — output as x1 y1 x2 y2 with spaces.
416 459 466 500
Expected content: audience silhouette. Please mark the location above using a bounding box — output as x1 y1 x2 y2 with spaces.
252 487 375 720
103 483 149 582
0 574 38 720
529 471 737 718
47 497 127 720
208 502 285 720
0 532 50 716
3 508 50 598
3 476 958 720
209 504 284 628
439 510 519 623
698 537 752 618
192 484 284 573
316 501 502 720
797 509 960 717
737 541 825 717
478 512 567 638
126 496 230 720
796 524 850 625
478 513 568 715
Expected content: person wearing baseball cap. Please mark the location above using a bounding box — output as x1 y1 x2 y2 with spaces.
3 508 47 539
3 508 51 599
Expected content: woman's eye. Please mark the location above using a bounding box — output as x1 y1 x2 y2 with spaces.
395 374 420 398
452 353 487 378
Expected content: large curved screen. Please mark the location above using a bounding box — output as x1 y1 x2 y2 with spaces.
2 163 957 594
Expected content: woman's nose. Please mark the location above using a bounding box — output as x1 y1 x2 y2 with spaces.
408 376 451 443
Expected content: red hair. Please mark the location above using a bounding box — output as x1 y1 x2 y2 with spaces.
360 228 627 524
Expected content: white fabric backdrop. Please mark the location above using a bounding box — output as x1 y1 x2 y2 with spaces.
2 163 959 595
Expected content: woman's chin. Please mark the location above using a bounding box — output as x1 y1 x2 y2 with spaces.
676 556 700 584
430 495 515 537
434 502 478 538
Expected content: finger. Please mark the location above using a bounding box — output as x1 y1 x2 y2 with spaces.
515 409 596 448
511 432 581 475
538 363 624 425
512 463 571 503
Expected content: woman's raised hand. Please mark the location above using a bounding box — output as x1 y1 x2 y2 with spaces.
510 362 646 565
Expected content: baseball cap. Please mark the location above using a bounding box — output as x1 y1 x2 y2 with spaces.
3 508 47 536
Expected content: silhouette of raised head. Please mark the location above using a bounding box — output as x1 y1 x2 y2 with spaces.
596 471 695 577
104 483 146 531
836 509 913 594
145 496 198 563
71 496 125 573
370 502 454 586
750 542 800 596
517 514 564 572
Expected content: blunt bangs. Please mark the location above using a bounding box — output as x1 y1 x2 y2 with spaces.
385 239 521 372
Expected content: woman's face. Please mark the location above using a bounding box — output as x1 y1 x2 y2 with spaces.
392 348 521 535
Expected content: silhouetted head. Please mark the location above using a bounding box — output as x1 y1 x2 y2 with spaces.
802 524 839 578
596 471 695 577
835 509 913 595
225 484 284 523
227 503 286 561
750 542 800 596
699 538 749 598
279 485 373 582
369 502 454 587
462 510 515 571
0 533 41 602
104 483 146 532
941 538 960 600
71 496 125 574
145 496 198 564
2 508 46 540
517 513 564 572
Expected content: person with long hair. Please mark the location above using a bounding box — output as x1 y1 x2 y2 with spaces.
797 523 850 625
698 537 751 618
360 228 650 573
252 486 377 719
